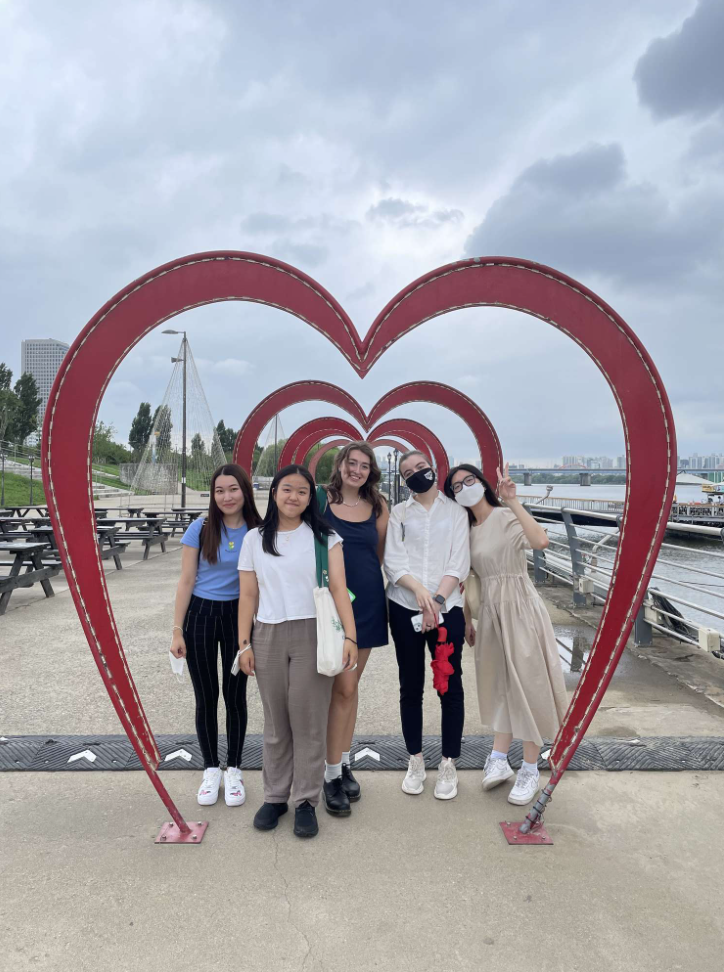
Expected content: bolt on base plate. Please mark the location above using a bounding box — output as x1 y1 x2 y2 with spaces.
499 820 553 845
155 821 208 844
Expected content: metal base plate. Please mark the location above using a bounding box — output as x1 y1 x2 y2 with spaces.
155 821 208 844
500 820 553 845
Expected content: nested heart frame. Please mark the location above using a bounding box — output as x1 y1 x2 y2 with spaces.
42 251 676 838
279 415 450 482
233 379 503 484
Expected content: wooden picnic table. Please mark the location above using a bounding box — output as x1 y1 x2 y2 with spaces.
29 524 129 571
0 517 49 540
0 505 49 518
96 517 169 560
0 541 61 615
167 507 205 535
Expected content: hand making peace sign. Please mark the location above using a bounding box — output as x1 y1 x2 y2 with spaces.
496 462 517 503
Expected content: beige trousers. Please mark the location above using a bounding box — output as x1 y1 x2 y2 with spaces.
254 619 333 808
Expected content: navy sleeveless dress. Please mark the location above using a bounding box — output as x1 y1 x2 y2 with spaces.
324 505 389 650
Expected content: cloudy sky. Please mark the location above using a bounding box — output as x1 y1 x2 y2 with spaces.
1 0 722 465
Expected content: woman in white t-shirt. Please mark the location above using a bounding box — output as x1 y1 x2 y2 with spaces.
237 464 357 840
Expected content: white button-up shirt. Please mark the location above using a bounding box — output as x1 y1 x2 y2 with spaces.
384 491 471 611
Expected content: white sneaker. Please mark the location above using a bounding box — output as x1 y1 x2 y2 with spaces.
224 767 246 807
434 758 458 801
401 754 427 795
197 767 222 806
508 767 540 806
482 755 515 791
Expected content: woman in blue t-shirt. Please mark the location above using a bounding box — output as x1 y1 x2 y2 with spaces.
171 463 261 807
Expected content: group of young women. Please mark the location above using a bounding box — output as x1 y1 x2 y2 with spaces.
170 443 568 839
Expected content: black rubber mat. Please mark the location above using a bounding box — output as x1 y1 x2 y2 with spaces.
1 734 722 771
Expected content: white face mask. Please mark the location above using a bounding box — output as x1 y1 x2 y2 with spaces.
456 481 485 508
169 651 186 683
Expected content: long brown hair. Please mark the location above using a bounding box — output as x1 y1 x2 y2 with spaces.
200 464 261 564
326 441 384 517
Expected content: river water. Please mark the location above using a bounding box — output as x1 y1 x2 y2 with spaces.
518 484 724 641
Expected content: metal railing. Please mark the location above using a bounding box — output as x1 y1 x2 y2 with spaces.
526 505 724 658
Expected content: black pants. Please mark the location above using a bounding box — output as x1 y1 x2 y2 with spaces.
388 601 465 759
183 594 247 769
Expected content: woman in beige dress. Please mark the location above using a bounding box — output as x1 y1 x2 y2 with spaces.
444 462 568 806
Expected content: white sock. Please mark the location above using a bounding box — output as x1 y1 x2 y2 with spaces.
522 759 539 776
491 749 508 762
325 761 343 782
342 751 351 767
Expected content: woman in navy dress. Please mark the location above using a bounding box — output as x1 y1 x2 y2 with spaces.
320 441 389 816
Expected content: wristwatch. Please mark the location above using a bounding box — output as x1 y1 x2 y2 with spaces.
433 594 446 607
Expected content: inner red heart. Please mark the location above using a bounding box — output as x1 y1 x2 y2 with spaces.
42 251 676 828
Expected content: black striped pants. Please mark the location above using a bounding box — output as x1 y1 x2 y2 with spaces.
183 594 247 769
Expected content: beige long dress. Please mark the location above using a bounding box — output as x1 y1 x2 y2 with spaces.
468 507 568 746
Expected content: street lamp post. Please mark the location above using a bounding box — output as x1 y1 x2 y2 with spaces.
387 452 392 503
163 329 187 508
393 449 399 503
29 454 35 505
1 451 5 507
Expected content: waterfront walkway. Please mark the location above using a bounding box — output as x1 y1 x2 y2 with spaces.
2 533 724 970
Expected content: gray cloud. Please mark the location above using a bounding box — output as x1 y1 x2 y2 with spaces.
465 142 724 289
367 196 463 228
635 0 724 120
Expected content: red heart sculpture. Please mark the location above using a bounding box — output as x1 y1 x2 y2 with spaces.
279 415 449 481
233 379 502 484
42 251 676 832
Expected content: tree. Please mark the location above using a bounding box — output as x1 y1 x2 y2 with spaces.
0 362 12 391
0 389 17 443
303 445 339 484
129 402 154 456
255 438 288 476
215 420 236 455
191 432 206 459
152 405 173 454
252 442 262 471
9 372 41 443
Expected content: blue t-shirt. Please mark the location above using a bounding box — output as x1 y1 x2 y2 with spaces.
181 517 248 601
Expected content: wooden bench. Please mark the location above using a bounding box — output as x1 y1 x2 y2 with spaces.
0 542 62 615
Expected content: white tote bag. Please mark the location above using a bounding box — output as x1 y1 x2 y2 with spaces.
314 489 346 676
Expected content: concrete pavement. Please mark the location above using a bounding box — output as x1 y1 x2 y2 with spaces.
2 512 724 970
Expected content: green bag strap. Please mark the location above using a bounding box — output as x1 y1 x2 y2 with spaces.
315 485 330 588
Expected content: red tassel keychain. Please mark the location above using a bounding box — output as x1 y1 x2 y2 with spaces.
430 625 455 694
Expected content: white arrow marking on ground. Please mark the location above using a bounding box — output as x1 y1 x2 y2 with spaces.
540 750 551 762
354 747 381 762
165 749 192 763
68 750 97 764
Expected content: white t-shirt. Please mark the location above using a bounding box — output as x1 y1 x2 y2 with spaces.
237 523 342 624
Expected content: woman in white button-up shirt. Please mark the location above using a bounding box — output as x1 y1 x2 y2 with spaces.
384 450 471 802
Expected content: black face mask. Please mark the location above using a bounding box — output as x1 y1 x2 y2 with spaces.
406 467 436 494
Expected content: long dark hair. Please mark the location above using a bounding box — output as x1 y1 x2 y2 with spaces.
443 463 501 526
200 464 261 564
326 441 384 517
261 464 333 556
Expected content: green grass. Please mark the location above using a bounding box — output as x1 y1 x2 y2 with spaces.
0 470 46 506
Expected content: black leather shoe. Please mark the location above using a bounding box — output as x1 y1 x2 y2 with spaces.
341 764 361 802
322 776 352 816
253 802 288 831
294 801 319 838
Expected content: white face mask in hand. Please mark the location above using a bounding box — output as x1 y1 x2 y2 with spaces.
169 651 185 683
456 481 485 507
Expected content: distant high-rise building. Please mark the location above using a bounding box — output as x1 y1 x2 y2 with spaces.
20 338 70 426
